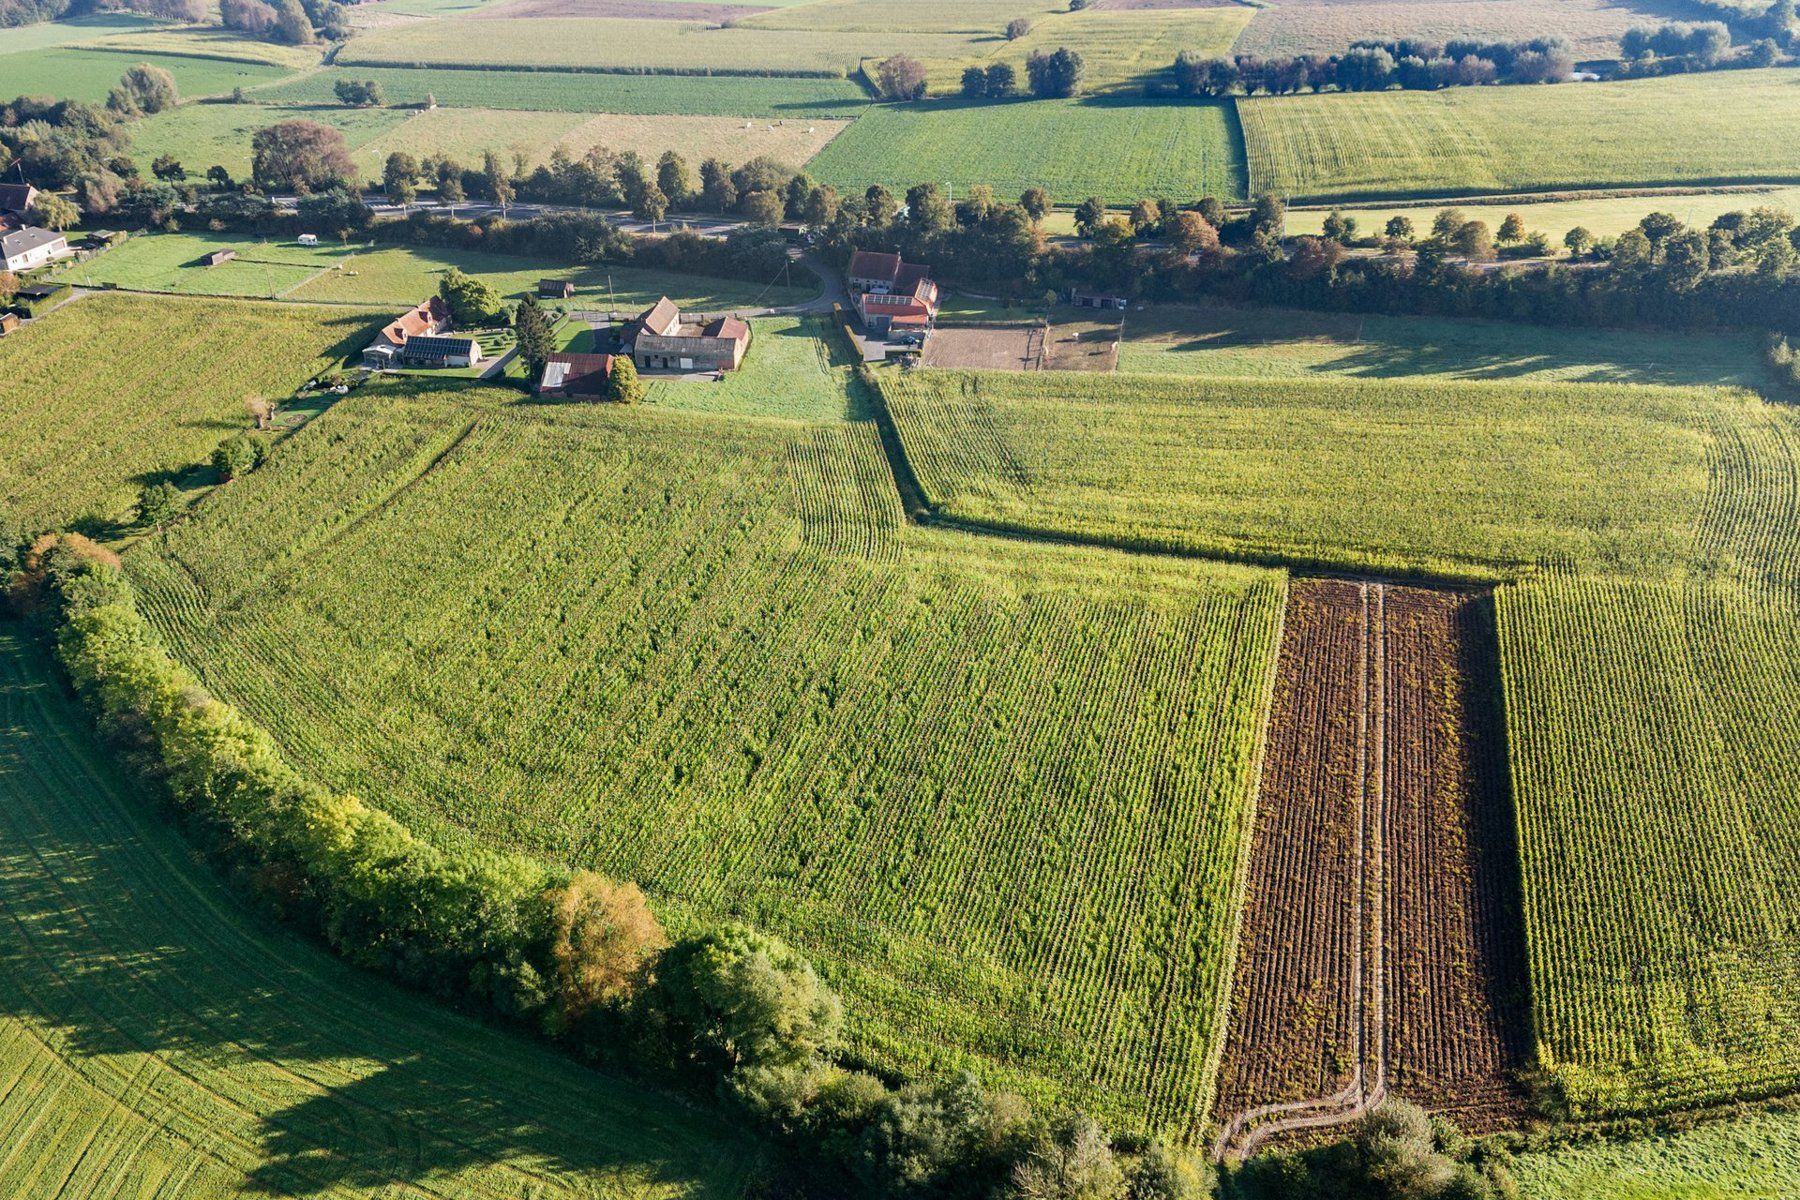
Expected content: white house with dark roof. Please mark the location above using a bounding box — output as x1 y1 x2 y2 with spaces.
2 225 68 273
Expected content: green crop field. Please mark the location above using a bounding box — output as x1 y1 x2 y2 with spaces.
0 48 297 105
1514 1105 1800 1199
0 628 757 1198
1115 302 1761 388
251 66 872 116
122 389 1287 1134
877 369 1757 580
1239 68 1800 201
810 97 1246 206
129 102 410 180
643 316 870 422
281 242 809 308
0 293 379 532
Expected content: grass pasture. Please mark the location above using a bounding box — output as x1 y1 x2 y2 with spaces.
124 390 1288 1134
0 293 380 532
129 102 410 181
0 47 297 105
1240 68 1800 201
250 66 872 116
1235 0 1686 59
0 12 163 54
877 369 1747 580
809 97 1246 205
83 25 324 69
642 315 869 421
1514 1105 1800 1198
1115 302 1761 387
51 230 346 296
0 629 758 1199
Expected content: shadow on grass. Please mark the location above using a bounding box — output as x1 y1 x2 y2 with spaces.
0 631 759 1199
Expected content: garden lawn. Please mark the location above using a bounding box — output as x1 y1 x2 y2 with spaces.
1115 302 1762 387
284 243 809 308
810 97 1247 206
643 316 868 421
0 293 382 531
1239 67 1800 201
0 48 298 105
251 66 871 117
129 102 410 181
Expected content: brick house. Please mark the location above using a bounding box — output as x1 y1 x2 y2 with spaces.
847 250 939 337
630 296 751 372
538 352 614 398
363 296 453 366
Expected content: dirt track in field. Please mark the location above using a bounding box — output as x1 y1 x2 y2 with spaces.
1212 580 1528 1159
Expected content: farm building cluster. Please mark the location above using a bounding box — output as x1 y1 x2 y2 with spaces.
362 296 486 369
0 183 71 275
847 250 940 341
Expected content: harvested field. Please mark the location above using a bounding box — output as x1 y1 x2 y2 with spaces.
1235 0 1691 59
1212 580 1528 1155
1043 318 1122 372
476 0 773 17
923 324 1046 371
1095 0 1239 9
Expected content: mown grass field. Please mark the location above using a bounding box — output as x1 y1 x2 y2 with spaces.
1514 1105 1800 1198
0 47 297 105
83 24 324 68
345 107 849 178
251 65 872 116
878 369 1747 580
0 293 379 533
124 389 1288 1135
643 316 870 421
809 97 1246 206
1286 185 1800 243
281 242 808 308
51 230 348 297
0 628 759 1199
1239 68 1800 201
0 11 162 53
130 102 408 181
1234 0 1677 59
1116 302 1761 387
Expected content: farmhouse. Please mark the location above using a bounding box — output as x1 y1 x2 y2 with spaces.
363 295 453 366
2 225 69 273
538 351 614 398
847 250 939 338
0 182 36 219
397 334 484 368
203 249 238 267
537 279 576 299
630 296 750 372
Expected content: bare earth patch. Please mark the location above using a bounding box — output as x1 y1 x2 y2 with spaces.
922 324 1044 371
475 0 770 18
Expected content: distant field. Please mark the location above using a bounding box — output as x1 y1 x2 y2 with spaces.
130 102 408 179
926 4 1252 93
0 48 296 104
877 369 1748 580
1287 185 1800 242
339 16 976 73
1115 302 1761 387
1240 69 1800 201
810 97 1246 205
0 294 378 531
127 392 1288 1134
1235 0 1687 59
0 631 758 1200
84 25 323 68
0 11 162 54
643 315 868 421
1514 1105 1800 1198
347 107 848 176
251 66 872 116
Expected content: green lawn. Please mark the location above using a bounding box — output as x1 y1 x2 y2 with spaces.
1116 302 1762 388
1239 68 1800 201
252 65 872 117
52 231 347 297
129 102 410 180
0 628 759 1199
644 316 868 422
810 97 1247 206
0 48 297 105
0 293 381 531
285 242 810 309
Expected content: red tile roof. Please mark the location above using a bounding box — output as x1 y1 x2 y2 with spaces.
540 352 614 396
642 296 681 337
848 250 901 282
379 296 451 347
702 316 750 342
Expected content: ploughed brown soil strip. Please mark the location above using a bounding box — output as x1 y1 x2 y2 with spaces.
476 0 773 20
1213 580 1528 1150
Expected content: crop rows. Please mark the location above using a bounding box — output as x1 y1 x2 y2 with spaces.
0 630 751 1199
127 393 1288 1133
0 294 382 532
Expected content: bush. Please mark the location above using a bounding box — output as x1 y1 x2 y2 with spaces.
212 434 262 482
546 871 665 1025
654 924 843 1075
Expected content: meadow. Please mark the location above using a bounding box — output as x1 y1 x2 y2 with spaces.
51 230 348 297
1286 185 1800 242
0 629 757 1199
1513 1105 1800 1198
250 65 873 116
130 102 408 181
1239 68 1800 201
808 97 1246 206
0 47 297 105
877 369 1755 580
0 11 162 53
124 390 1289 1135
281 242 809 308
642 315 870 421
1115 302 1762 387
81 24 324 68
345 107 850 178
1234 0 1681 59
0 293 380 532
